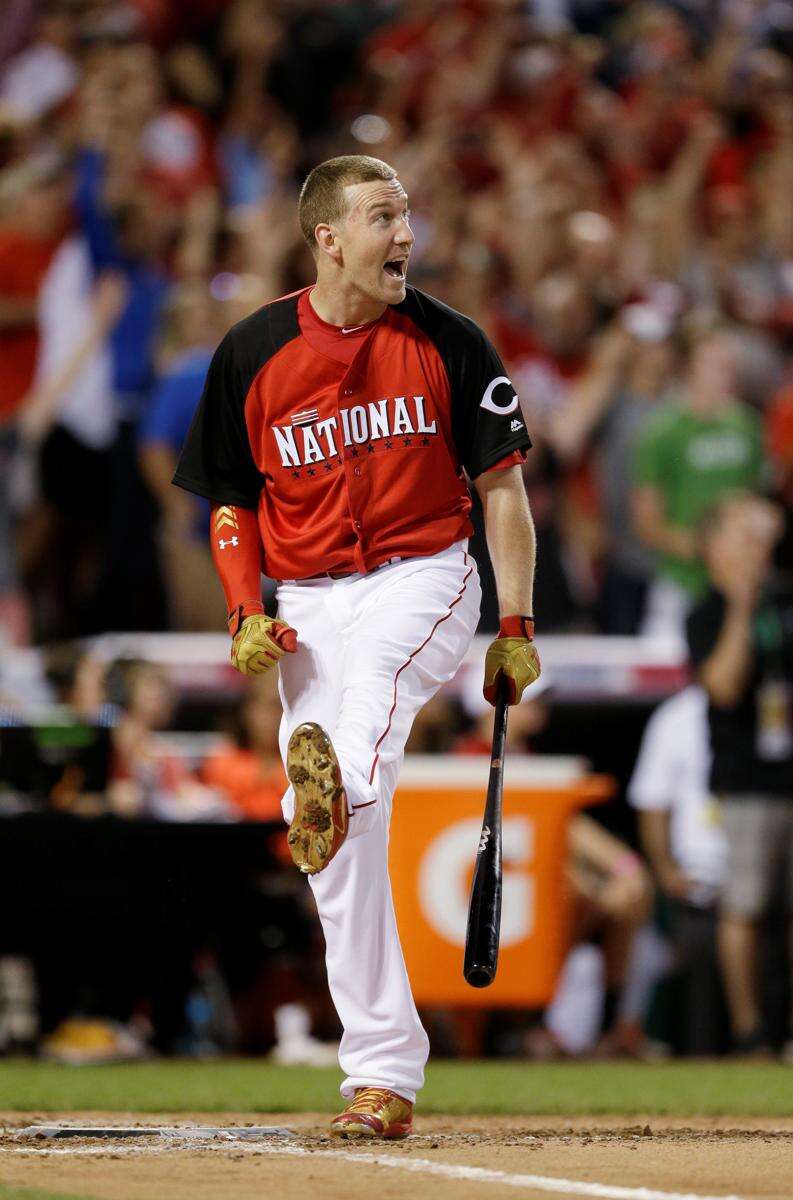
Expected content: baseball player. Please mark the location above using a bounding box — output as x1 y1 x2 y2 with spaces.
173 156 540 1138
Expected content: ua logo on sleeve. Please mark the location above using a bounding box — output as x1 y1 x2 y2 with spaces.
480 375 519 416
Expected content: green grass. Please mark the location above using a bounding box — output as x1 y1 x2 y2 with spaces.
0 1188 99 1200
0 1059 791 1117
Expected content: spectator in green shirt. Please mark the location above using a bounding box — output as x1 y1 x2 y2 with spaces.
631 328 764 638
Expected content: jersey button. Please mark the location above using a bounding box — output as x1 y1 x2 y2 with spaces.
354 520 362 531
343 388 353 396
353 465 361 477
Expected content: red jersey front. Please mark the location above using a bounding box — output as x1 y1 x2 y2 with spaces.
174 286 531 580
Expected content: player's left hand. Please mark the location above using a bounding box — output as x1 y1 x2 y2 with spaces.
231 613 297 676
483 615 541 706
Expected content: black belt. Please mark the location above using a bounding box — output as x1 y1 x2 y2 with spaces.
286 556 406 583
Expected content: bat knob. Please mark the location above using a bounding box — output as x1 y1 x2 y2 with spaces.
463 963 496 988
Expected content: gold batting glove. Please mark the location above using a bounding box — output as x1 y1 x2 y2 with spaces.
228 604 297 676
483 615 541 706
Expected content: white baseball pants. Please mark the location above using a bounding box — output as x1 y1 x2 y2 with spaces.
276 540 481 1102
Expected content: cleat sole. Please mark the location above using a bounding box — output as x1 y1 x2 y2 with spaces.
286 723 348 875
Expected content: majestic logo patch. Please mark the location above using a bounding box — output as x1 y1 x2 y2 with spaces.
480 375 519 416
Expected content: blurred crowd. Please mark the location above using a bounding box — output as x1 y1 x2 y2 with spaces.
0 0 791 645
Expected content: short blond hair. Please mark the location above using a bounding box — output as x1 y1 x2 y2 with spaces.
298 155 397 252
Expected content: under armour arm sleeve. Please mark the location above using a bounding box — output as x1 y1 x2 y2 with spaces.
210 504 264 634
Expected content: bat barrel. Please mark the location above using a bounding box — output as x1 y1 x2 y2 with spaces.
463 859 502 986
463 682 508 989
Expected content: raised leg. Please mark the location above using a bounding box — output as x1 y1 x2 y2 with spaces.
276 547 481 1100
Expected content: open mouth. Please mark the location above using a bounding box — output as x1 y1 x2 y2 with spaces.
383 259 407 279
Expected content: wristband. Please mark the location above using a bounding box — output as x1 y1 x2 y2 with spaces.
227 599 265 637
498 615 535 640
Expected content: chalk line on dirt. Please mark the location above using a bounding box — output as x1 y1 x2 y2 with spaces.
3 1137 746 1200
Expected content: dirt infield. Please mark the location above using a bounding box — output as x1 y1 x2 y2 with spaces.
2 1113 793 1200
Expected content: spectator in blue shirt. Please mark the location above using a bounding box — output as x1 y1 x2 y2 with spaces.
74 151 172 412
74 151 174 630
138 283 225 631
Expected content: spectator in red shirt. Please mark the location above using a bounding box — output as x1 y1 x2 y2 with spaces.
202 674 287 823
0 154 69 643
767 375 793 505
0 155 68 424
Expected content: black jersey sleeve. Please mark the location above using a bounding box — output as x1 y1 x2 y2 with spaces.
449 322 531 478
172 332 264 509
397 288 531 479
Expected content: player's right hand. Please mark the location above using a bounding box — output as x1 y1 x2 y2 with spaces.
231 614 297 676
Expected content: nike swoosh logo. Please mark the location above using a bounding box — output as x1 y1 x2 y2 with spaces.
341 325 365 334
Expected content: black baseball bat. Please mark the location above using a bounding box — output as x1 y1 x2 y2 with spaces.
463 679 509 987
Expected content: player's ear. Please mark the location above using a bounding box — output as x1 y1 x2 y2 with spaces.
314 223 342 265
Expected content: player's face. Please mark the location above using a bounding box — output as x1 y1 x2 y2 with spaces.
337 178 413 304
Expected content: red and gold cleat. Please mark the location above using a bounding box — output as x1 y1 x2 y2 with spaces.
286 722 348 875
330 1088 413 1140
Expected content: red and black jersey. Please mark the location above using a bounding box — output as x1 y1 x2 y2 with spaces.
173 285 531 580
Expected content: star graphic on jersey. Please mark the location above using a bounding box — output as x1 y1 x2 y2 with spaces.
307 467 316 477
367 444 375 454
385 440 393 450
292 469 300 479
350 447 359 458
403 436 412 447
324 461 333 472
421 436 430 446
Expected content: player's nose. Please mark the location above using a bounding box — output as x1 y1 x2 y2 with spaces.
394 215 414 247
